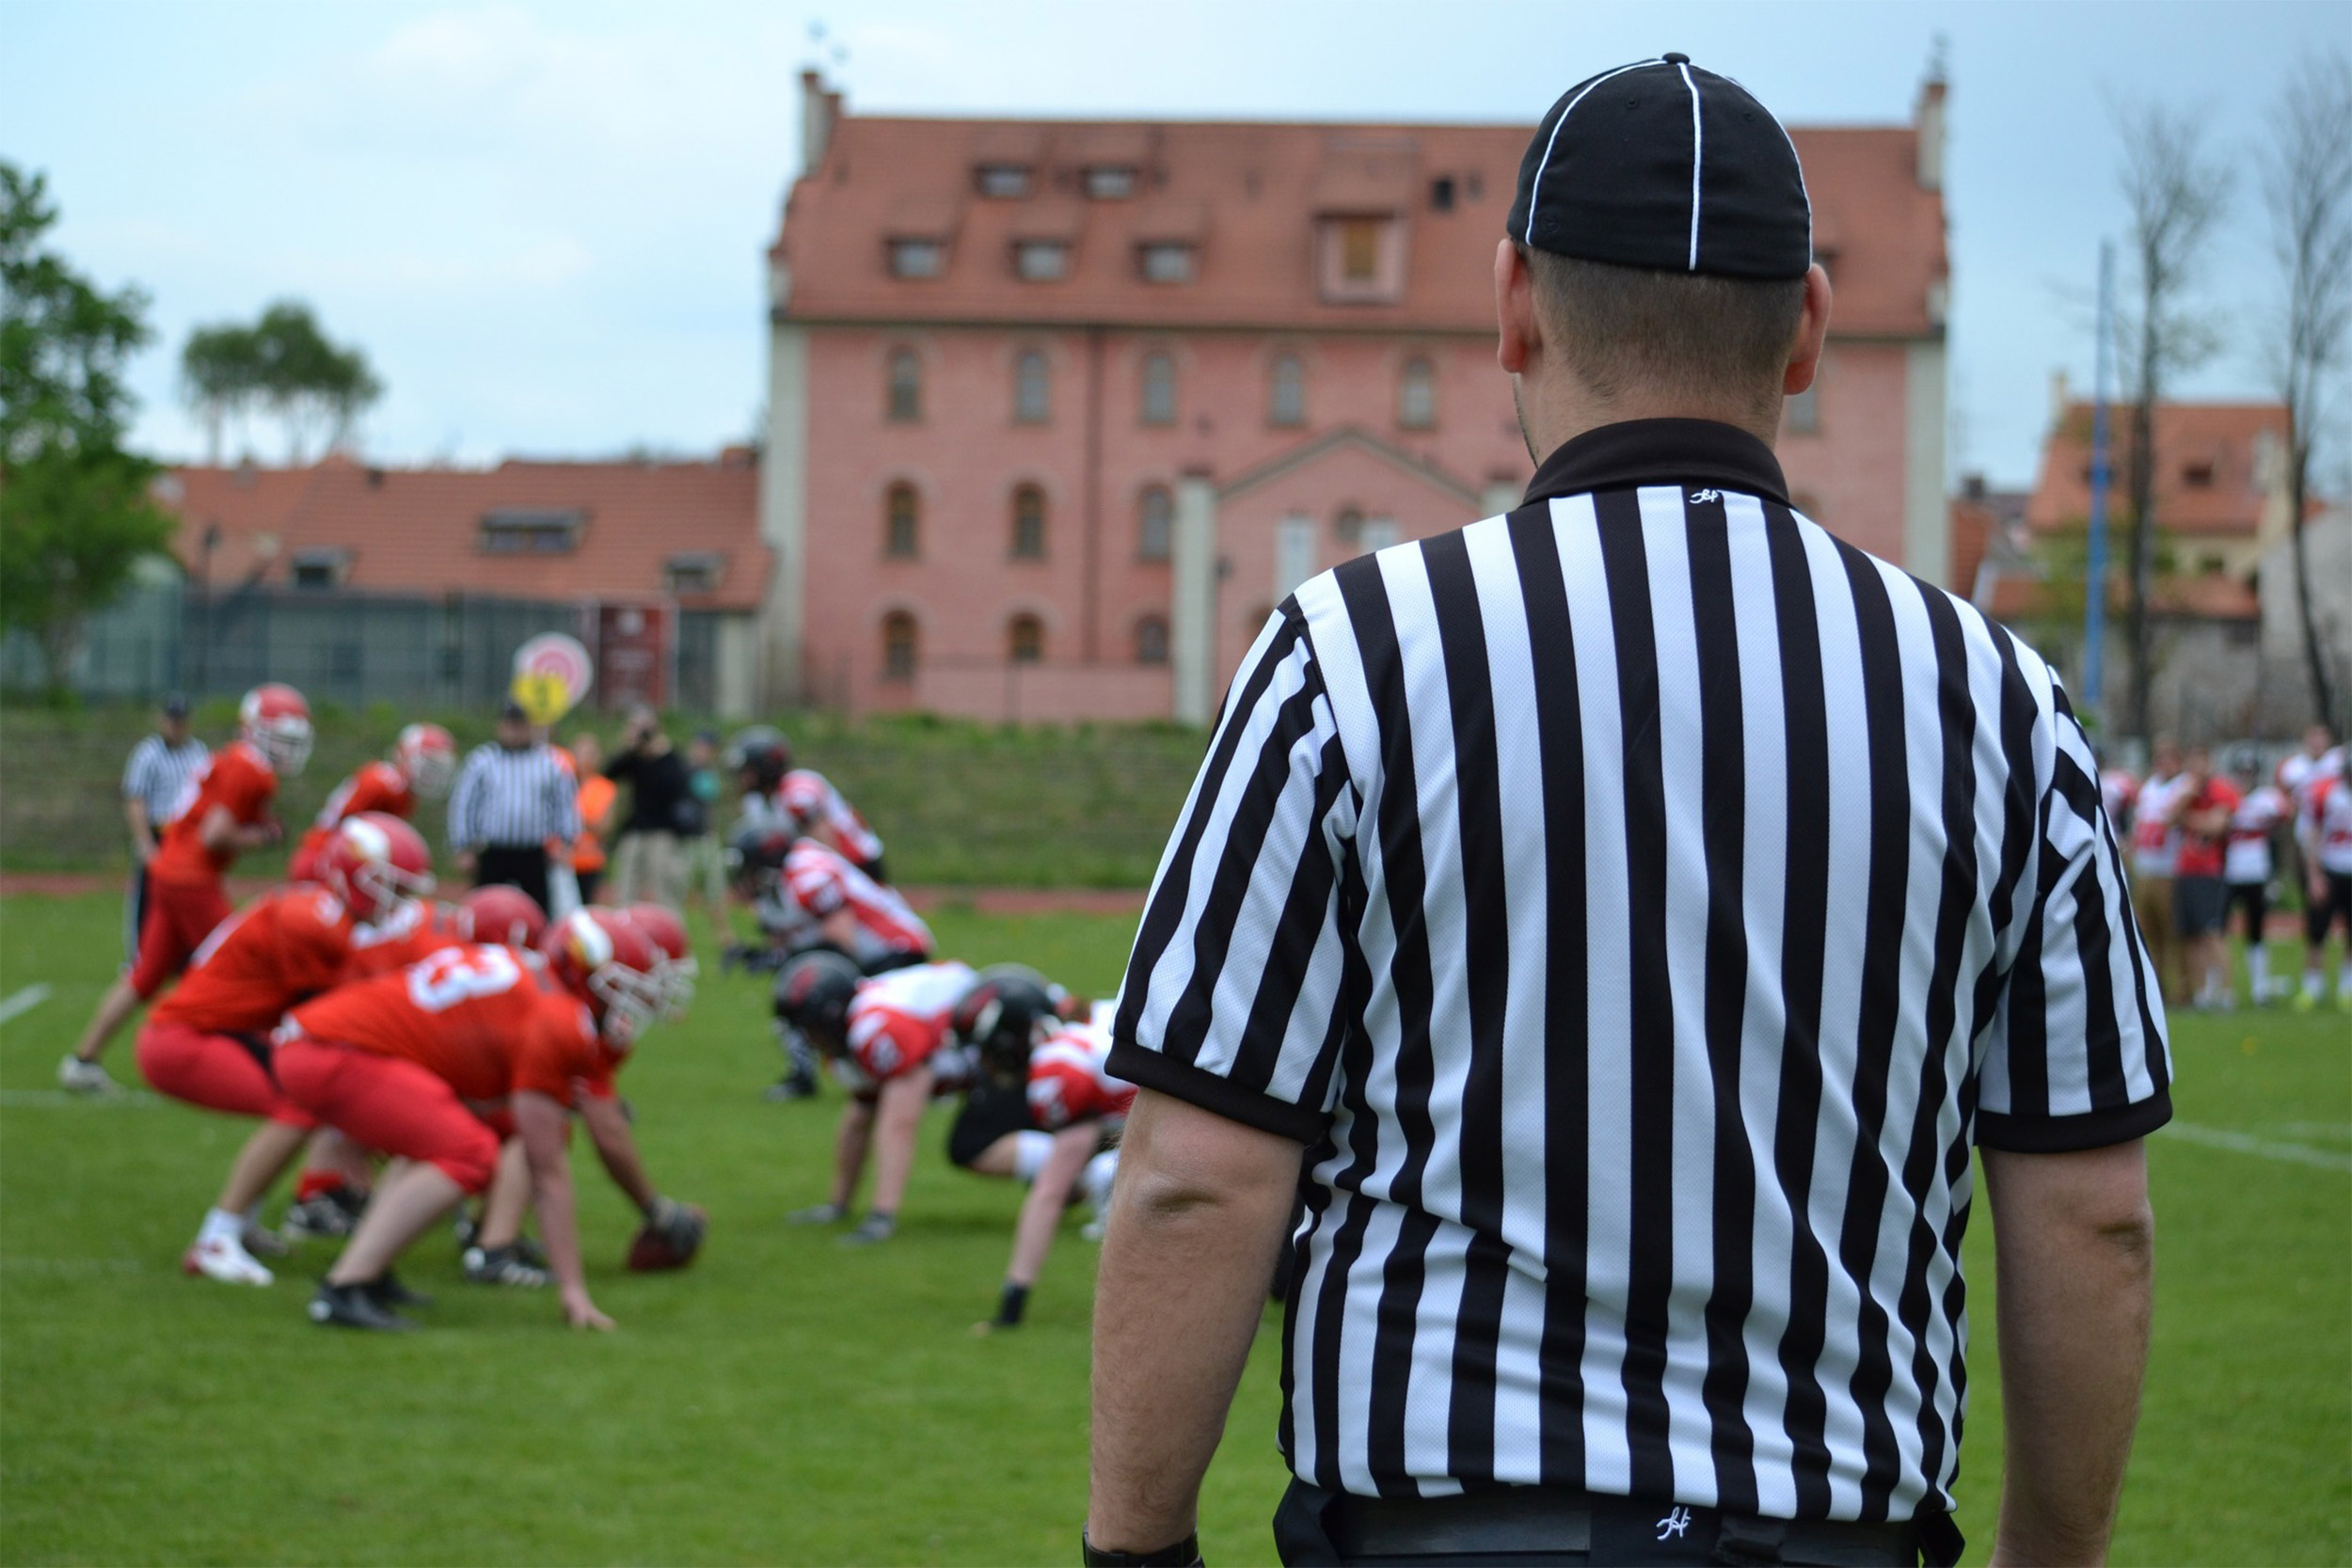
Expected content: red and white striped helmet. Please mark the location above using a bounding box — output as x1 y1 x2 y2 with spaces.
239 683 313 776
393 722 458 799
314 812 434 924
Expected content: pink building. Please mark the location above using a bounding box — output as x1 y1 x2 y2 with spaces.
761 73 1950 721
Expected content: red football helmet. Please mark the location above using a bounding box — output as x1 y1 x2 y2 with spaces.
461 884 547 950
617 904 694 1019
393 723 458 799
313 812 434 924
540 908 663 1048
240 683 313 776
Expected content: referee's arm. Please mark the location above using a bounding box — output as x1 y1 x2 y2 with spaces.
1090 609 1352 1558
1980 696 2168 1566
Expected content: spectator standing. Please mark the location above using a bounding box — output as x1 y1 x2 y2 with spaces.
680 730 729 919
2297 751 2352 1010
569 732 616 905
2280 723 2346 1006
604 705 694 910
1088 55 2166 1568
2223 748 2291 1004
448 699 580 915
2169 746 2240 1010
119 693 208 965
2130 737 2188 1004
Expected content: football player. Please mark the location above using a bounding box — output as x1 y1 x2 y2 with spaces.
287 722 457 883
133 814 433 1284
727 730 887 880
774 954 978 1245
62 683 312 1095
275 910 664 1330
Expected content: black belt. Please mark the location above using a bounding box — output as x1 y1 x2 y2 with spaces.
1325 1486 1936 1566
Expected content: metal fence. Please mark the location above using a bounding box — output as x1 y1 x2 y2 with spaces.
3 580 723 712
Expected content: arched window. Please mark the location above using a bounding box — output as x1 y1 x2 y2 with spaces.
1268 354 1306 427
1397 356 1437 429
886 349 922 422
1140 352 1177 426
1008 613 1045 663
1013 350 1050 424
1010 484 1047 559
1135 614 1170 666
1137 485 1173 562
883 483 920 559
881 611 918 683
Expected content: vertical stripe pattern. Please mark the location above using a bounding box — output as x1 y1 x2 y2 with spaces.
122 735 211 827
448 743 581 850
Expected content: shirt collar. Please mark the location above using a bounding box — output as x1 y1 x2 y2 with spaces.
1522 418 1791 508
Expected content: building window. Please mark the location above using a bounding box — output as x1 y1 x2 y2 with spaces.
1013 351 1050 424
1318 217 1403 303
1429 176 1456 212
976 164 1032 198
1397 356 1437 429
480 508 581 554
1009 613 1045 663
1140 352 1177 426
664 552 724 595
1359 516 1400 554
1139 243 1195 283
1010 484 1048 559
888 240 943 279
1135 614 1170 665
1784 383 1820 436
1276 514 1316 597
1085 166 1137 200
2184 460 2217 488
1138 485 1173 562
1014 241 1068 281
886 350 922 422
1268 354 1306 427
881 611 918 683
883 483 920 560
290 547 350 589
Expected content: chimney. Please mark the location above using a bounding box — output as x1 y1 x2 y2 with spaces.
2050 370 2072 431
1915 61 1947 193
800 71 839 179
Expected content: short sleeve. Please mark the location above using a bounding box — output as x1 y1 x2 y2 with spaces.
1107 604 1359 1144
122 740 152 800
791 858 846 917
1978 705 2172 1152
230 754 278 822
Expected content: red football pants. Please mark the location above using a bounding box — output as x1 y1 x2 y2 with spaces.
135 1020 313 1126
129 878 232 1000
273 1039 500 1193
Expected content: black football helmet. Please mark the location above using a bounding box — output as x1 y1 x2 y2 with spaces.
727 821 795 896
773 951 863 1054
952 964 1067 1085
725 726 792 794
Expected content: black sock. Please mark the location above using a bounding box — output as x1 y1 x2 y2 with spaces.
995 1282 1029 1327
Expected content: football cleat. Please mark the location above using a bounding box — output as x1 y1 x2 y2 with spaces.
840 1212 897 1247
281 1186 366 1240
308 1281 412 1332
183 1235 274 1286
359 1271 432 1310
56 1054 119 1096
766 1066 819 1102
513 1234 548 1270
241 1223 293 1259
463 1244 550 1289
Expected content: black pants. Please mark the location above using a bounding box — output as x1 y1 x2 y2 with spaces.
2225 879 2267 943
474 846 551 916
2310 870 2352 945
576 868 603 906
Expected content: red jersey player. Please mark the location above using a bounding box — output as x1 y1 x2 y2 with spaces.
61 683 312 1094
288 722 456 882
134 814 433 1284
277 909 665 1329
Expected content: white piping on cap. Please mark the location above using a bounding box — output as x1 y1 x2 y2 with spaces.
1521 58 1658 247
1677 62 1703 270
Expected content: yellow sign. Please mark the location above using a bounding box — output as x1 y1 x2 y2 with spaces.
510 672 574 725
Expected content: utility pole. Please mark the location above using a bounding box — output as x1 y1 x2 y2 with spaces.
2083 241 2114 734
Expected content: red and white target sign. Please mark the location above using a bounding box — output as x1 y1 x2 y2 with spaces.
511 632 594 722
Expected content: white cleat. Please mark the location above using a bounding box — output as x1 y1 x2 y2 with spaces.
183 1235 274 1286
57 1054 120 1096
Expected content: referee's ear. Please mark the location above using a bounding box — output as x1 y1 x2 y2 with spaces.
1494 238 1541 377
1781 261 1836 397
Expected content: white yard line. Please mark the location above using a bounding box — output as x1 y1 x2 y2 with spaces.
0 983 53 1026
2158 1120 2352 1174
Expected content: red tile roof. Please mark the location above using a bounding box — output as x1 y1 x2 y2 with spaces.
774 107 1946 339
2026 402 2290 537
159 453 769 611
1986 570 2259 624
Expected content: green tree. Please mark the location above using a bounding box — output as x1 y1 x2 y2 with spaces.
0 161 175 704
179 298 380 463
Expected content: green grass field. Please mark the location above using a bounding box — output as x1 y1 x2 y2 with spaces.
1 893 2345 1564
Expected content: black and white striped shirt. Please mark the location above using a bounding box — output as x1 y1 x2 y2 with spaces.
1109 420 2169 1526
121 734 211 832
447 741 580 850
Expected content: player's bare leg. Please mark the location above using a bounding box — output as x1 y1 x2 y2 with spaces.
976 1123 1099 1333
219 1120 312 1215
844 1067 931 1245
326 1162 465 1289
463 1139 550 1287
59 977 142 1091
790 1097 873 1224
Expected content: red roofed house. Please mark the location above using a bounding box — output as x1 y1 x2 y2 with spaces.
151 451 770 715
760 71 1953 721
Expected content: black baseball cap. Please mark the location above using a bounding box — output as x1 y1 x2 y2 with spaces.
499 697 529 722
161 692 190 718
1508 53 1812 281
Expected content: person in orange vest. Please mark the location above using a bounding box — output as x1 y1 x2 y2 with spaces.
568 731 617 905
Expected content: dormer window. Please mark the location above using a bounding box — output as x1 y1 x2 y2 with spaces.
1084 166 1137 200
2183 460 2217 488
290 547 351 590
480 508 582 554
976 164 1032 198
1139 243 1195 283
664 551 724 595
1015 241 1069 281
1317 216 1404 303
889 240 944 278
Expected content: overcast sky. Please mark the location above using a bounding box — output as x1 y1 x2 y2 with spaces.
7 0 2346 486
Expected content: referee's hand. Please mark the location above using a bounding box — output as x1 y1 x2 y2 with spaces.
456 849 478 877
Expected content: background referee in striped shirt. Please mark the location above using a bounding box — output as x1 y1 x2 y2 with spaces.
119 693 208 964
448 699 580 915
1088 55 2167 1568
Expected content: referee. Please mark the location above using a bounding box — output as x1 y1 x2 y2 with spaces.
119 693 208 964
1088 56 2167 1568
448 699 580 915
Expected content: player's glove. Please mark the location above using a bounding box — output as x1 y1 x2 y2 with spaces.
626 1196 707 1272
